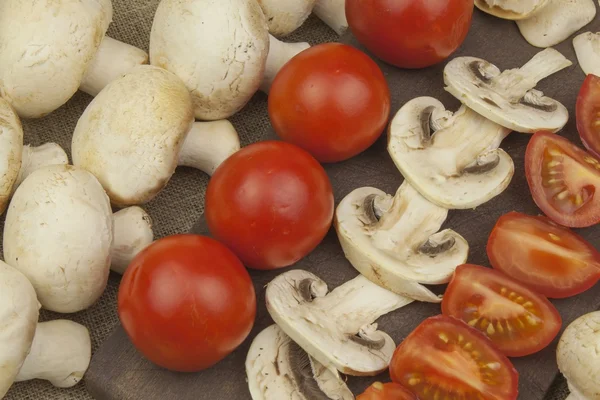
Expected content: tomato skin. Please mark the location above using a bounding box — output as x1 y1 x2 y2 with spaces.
357 382 417 400
487 212 600 298
205 141 334 270
442 264 562 357
117 235 256 372
525 131 600 228
346 0 474 69
576 74 600 158
268 43 391 163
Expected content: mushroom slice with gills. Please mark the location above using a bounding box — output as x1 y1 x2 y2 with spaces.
246 325 354 400
388 97 514 209
313 0 348 36
261 35 310 93
335 182 469 303
72 65 241 207
444 48 572 133
258 0 317 37
0 260 92 397
556 311 600 400
474 0 549 20
574 32 600 76
0 0 148 119
3 164 154 314
266 270 413 376
516 0 596 49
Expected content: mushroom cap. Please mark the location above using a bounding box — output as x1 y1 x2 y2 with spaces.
574 32 600 76
388 97 514 209
0 97 23 214
556 311 600 399
72 65 195 207
149 0 269 120
474 0 549 20
257 0 317 37
3 164 113 313
0 260 39 398
0 0 113 118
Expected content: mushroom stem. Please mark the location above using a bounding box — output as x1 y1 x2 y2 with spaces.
15 320 91 388
313 0 348 36
80 37 149 97
260 35 310 93
178 120 241 175
110 207 154 275
15 143 69 188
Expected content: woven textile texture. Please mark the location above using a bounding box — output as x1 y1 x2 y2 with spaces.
2 0 570 399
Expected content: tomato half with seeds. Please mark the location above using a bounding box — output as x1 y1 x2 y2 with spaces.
357 382 417 400
576 74 600 157
442 264 562 357
525 131 600 227
390 315 518 400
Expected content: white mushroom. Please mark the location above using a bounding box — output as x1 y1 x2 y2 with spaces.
72 65 241 207
149 0 270 120
0 260 91 397
388 97 514 209
313 0 348 36
0 0 148 119
0 97 68 215
257 0 317 37
3 164 154 313
444 48 572 133
556 311 600 400
474 0 549 20
574 32 600 76
261 35 310 93
246 324 354 400
110 207 154 275
266 269 414 376
335 182 469 303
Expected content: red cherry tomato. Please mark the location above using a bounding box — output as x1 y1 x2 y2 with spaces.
346 0 474 69
205 141 334 270
576 73 600 157
390 315 519 400
442 264 562 357
268 43 391 163
118 235 256 372
357 382 417 400
525 131 600 227
487 211 600 298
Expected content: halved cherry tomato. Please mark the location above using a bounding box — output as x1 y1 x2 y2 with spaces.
357 382 417 400
487 211 600 298
525 131 600 227
576 74 600 157
389 315 519 400
442 264 562 357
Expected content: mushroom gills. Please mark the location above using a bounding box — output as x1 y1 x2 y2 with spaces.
474 0 549 20
574 32 600 76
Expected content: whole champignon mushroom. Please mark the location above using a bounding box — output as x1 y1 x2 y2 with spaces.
3 164 154 313
444 48 572 133
257 0 317 37
388 97 514 209
261 35 310 93
246 325 354 400
335 182 469 303
556 311 600 400
474 0 549 19
0 0 148 119
266 269 414 376
0 260 91 398
574 32 600 76
313 0 348 36
72 65 240 207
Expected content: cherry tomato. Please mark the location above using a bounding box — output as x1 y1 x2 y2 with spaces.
205 141 334 270
268 43 390 163
525 131 600 227
118 234 256 372
576 74 600 157
487 211 600 298
389 315 519 400
346 0 474 69
442 264 562 357
357 382 417 400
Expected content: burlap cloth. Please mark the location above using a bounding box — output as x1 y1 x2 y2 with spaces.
1 1 571 399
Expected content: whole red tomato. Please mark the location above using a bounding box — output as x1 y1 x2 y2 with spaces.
346 0 474 69
205 141 334 270
268 43 390 163
118 234 256 372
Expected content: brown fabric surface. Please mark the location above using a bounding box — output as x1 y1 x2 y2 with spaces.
0 1 572 399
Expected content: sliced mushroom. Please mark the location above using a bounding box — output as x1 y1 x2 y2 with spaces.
574 32 600 76
556 311 600 400
474 0 549 19
261 35 310 93
266 270 413 376
258 0 317 37
334 182 469 303
246 324 354 400
388 97 514 209
313 0 348 36
444 48 572 133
